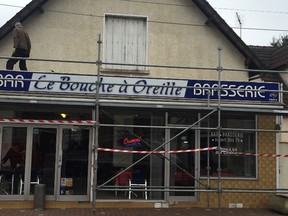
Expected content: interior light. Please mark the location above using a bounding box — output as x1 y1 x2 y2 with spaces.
60 113 67 119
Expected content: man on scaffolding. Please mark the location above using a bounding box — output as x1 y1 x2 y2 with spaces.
6 22 31 71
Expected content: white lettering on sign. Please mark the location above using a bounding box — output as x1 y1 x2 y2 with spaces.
193 83 265 98
210 131 244 143
133 80 183 96
0 74 25 88
215 147 239 155
30 73 186 97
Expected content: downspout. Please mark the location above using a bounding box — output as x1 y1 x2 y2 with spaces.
276 82 283 191
276 115 282 191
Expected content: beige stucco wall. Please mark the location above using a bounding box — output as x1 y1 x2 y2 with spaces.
279 66 288 86
279 117 288 190
0 0 248 81
280 117 288 145
278 67 288 190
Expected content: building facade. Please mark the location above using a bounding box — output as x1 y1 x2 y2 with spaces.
250 45 288 194
0 0 285 209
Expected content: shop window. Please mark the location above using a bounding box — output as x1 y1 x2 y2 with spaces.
169 130 195 197
104 15 147 71
200 113 256 178
97 108 165 199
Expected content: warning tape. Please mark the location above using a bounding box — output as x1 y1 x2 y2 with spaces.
1 118 288 158
98 147 288 158
97 146 217 154
218 149 288 158
0 118 97 125
236 152 288 158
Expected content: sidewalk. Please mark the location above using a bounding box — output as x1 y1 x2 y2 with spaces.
0 208 283 216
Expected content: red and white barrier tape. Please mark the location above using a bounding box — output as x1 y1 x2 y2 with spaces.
98 147 288 158
1 118 288 158
236 152 288 158
97 146 217 154
0 118 97 125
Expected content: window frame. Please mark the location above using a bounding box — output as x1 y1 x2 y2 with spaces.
103 14 148 73
199 113 257 179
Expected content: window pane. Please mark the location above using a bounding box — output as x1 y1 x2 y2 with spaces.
168 112 198 125
60 129 89 195
1 127 26 195
170 130 195 197
200 113 256 178
32 128 56 195
97 108 165 200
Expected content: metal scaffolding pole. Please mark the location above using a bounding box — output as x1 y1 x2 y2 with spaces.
1 54 288 74
206 114 211 210
96 186 288 193
92 34 102 214
217 47 223 214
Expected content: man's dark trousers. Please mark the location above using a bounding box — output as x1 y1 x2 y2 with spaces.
6 48 28 71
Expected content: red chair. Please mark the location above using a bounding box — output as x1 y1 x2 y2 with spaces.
115 170 131 197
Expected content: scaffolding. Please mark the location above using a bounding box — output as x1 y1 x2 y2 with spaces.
0 35 288 215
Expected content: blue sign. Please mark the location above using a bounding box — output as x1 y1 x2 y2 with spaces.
0 71 32 91
185 80 279 102
0 70 280 103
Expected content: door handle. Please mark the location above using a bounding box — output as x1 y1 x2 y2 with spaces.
58 150 62 167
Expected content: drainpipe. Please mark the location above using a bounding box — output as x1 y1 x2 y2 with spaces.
276 115 282 191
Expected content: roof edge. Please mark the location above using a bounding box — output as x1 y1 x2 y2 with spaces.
0 0 48 40
191 0 266 70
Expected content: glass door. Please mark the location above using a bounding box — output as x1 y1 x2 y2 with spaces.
58 128 90 200
168 129 196 201
0 127 27 196
31 128 57 196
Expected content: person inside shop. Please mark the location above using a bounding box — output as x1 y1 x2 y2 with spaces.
1 143 25 194
1 143 25 170
6 22 31 71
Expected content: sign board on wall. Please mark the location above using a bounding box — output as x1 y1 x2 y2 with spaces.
0 70 280 102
